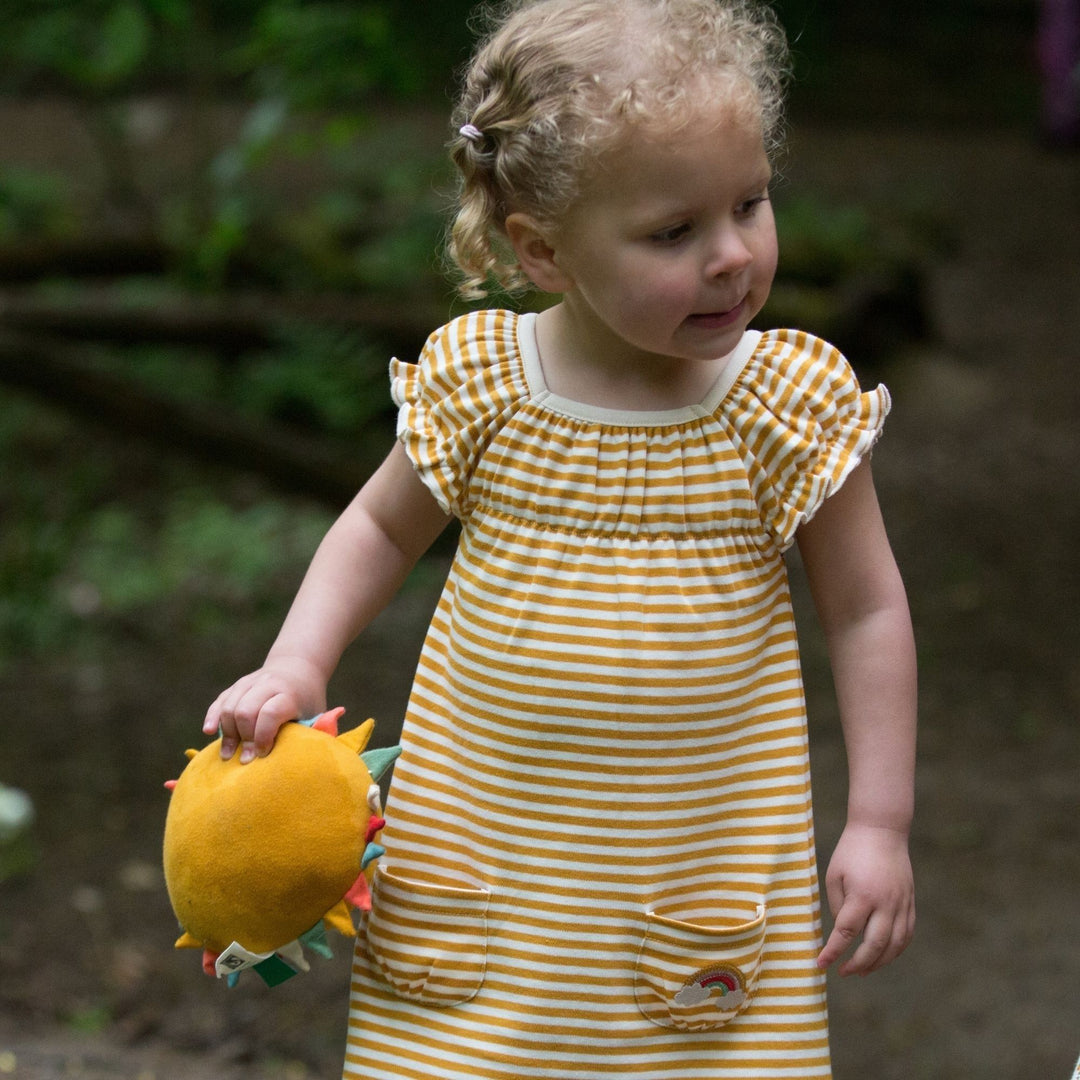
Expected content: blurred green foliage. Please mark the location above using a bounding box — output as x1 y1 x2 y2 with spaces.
0 0 476 95
0 0 473 287
773 197 876 284
0 168 74 240
241 323 391 432
82 320 392 433
4 0 172 91
237 2 419 103
0 382 337 664
0 294 406 663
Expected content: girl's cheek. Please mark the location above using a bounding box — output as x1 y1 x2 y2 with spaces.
627 269 690 306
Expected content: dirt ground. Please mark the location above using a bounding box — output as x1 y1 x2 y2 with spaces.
1 115 1078 1079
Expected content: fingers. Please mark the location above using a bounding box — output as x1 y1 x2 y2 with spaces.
816 904 860 972
248 694 300 760
204 679 250 760
856 902 914 975
817 883 915 976
202 675 305 763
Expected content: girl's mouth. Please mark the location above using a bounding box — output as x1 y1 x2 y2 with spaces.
685 300 745 330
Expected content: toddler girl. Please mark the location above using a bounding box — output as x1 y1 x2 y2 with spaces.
206 1 917 1076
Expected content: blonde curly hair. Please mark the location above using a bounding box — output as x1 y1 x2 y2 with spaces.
446 0 791 299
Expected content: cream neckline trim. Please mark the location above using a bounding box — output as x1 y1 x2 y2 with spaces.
516 311 761 427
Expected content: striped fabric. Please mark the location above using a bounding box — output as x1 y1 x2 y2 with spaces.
342 309 890 1079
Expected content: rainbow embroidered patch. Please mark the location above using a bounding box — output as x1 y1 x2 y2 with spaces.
674 963 748 1009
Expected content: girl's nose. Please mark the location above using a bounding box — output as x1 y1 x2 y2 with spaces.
704 227 753 277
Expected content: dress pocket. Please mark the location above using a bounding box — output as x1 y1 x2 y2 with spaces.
364 864 490 1007
635 901 767 1031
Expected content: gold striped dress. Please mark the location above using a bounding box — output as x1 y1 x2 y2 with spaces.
342 308 890 1079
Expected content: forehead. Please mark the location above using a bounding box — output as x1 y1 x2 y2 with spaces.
583 97 771 209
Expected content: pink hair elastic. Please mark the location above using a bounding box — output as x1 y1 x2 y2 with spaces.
459 123 485 144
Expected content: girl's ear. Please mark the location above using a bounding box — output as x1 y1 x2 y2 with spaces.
505 213 574 294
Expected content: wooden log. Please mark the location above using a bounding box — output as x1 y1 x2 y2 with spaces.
0 329 381 507
0 287 444 359
0 291 273 352
0 234 169 283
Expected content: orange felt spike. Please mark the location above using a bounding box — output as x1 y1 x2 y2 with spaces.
344 872 372 912
312 706 346 736
202 949 220 977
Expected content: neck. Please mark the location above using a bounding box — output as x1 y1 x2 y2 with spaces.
533 303 730 411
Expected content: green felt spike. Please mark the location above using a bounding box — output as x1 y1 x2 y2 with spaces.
300 922 334 960
253 953 300 987
360 745 401 781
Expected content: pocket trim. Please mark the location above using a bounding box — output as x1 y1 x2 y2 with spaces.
366 864 491 1008
635 901 767 1031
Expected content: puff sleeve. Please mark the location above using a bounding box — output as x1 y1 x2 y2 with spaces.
726 329 891 551
390 309 530 519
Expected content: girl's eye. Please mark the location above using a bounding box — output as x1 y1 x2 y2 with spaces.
649 222 692 245
736 194 770 218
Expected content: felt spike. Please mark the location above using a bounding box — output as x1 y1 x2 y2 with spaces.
276 940 310 973
202 949 220 977
311 706 346 736
174 931 202 950
322 899 355 937
360 744 401 781
184 748 198 760
364 815 385 845
253 954 299 987
164 779 177 790
338 717 375 756
361 841 385 871
344 871 373 911
299 922 334 960
226 972 240 989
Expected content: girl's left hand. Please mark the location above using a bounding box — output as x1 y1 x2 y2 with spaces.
817 822 915 976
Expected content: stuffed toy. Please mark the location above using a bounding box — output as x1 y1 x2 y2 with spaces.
162 708 398 986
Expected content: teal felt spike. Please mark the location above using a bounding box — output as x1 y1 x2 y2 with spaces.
227 971 241 989
300 922 333 960
360 745 401 781
361 841 386 870
254 953 300 987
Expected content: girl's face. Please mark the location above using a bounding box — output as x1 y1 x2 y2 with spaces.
550 100 778 373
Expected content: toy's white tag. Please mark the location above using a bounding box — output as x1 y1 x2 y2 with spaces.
215 941 274 979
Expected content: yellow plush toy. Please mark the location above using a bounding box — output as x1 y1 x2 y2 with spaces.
162 708 398 986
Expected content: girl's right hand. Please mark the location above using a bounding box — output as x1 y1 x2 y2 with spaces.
203 655 327 764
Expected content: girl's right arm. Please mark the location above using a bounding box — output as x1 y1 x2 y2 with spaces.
203 441 451 762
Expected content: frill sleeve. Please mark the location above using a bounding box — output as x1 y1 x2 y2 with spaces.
390 309 528 518
727 329 891 551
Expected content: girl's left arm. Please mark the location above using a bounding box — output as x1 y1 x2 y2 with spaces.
796 458 917 977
